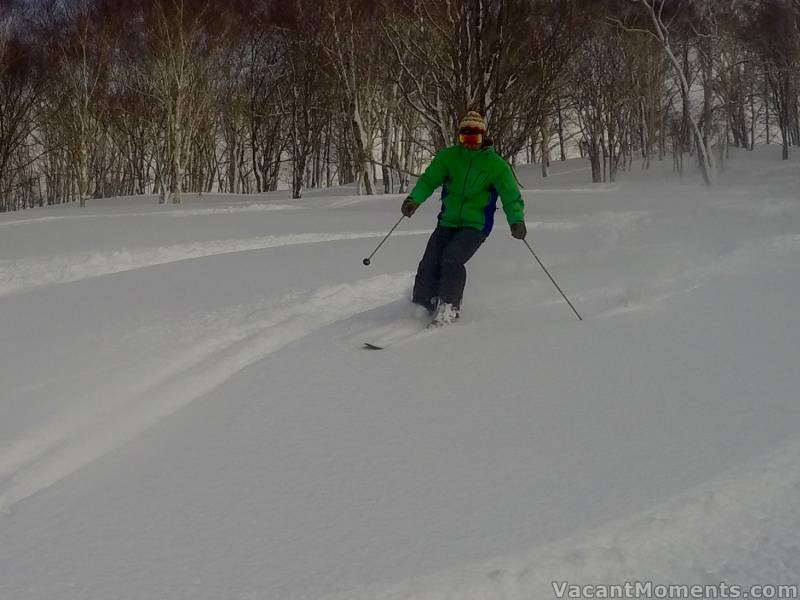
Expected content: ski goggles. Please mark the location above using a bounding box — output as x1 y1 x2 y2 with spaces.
458 127 484 147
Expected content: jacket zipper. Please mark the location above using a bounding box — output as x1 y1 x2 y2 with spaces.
459 154 473 227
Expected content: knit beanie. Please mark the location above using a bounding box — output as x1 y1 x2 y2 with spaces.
458 110 487 133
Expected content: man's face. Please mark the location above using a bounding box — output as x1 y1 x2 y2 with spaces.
458 127 483 150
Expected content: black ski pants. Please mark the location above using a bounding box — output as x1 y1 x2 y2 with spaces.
412 225 487 310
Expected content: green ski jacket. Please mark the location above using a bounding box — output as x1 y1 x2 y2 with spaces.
407 144 524 235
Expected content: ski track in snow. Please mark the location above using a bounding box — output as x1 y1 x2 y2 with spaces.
0 211 652 299
522 186 618 194
0 230 428 297
0 203 305 227
568 232 800 318
0 272 414 514
325 195 402 208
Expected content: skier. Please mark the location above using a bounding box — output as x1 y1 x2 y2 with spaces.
401 110 527 326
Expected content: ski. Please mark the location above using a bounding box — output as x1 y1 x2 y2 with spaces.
363 325 427 350
363 320 454 350
363 341 389 350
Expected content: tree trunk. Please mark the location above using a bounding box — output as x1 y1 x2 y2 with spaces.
540 123 550 178
556 95 567 161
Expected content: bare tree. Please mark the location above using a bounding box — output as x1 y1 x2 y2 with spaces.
0 3 48 212
242 31 285 193
322 0 378 195
743 0 800 160
43 0 120 207
133 0 234 203
278 26 330 199
615 0 717 185
572 24 641 182
4 0 800 213
383 0 590 160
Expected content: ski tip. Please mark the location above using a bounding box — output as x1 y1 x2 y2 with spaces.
363 342 385 350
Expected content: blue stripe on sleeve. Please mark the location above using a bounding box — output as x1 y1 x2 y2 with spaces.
482 186 498 235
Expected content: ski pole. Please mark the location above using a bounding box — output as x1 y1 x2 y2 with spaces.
362 216 405 266
522 239 583 321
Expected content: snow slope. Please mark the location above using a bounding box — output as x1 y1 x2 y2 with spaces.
1 149 799 599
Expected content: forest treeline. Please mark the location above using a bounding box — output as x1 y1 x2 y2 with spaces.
0 0 799 212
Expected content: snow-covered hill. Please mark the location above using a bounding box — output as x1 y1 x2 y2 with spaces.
1 149 799 600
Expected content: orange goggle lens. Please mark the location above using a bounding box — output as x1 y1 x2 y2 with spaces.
459 133 482 146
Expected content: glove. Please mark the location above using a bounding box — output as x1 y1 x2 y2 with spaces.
401 198 418 218
510 221 527 240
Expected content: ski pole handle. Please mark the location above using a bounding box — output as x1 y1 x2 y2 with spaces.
362 216 405 266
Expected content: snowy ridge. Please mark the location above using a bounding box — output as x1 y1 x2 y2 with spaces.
321 437 800 600
0 273 413 513
0 230 427 297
